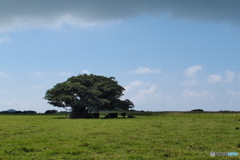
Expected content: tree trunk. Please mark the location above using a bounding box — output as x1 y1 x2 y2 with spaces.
70 106 87 118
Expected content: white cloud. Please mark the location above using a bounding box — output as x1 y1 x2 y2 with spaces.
0 99 42 112
226 90 240 107
125 81 144 92
0 71 10 78
58 71 72 76
184 65 202 78
128 67 161 74
82 69 90 74
182 79 200 86
0 99 18 109
0 37 11 43
182 89 212 98
0 90 8 93
123 81 216 111
123 81 161 110
224 70 235 83
180 89 215 110
34 71 46 76
33 85 45 89
227 90 240 97
0 1 240 32
206 71 235 84
135 84 158 99
207 74 222 83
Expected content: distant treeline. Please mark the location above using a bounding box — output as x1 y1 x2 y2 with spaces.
0 110 37 114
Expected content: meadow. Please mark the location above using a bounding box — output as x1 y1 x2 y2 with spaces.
0 112 239 160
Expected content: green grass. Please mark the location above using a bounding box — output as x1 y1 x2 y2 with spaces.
0 113 240 159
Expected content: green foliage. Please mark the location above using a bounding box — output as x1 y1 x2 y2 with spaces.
44 74 134 118
0 113 240 159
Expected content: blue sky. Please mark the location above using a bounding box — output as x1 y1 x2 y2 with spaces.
0 0 240 112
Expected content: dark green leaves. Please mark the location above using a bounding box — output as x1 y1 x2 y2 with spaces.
44 74 133 111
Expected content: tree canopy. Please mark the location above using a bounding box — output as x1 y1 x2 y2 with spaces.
44 74 134 118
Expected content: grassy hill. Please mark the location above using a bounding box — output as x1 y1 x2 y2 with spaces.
0 112 239 159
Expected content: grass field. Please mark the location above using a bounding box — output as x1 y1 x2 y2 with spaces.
0 112 240 159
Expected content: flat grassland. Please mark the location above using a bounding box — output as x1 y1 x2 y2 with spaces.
0 112 239 160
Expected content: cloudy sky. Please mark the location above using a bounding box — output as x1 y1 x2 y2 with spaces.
0 0 240 112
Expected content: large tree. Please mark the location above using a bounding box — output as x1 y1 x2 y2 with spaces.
44 74 134 118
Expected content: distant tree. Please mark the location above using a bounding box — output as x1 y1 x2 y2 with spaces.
44 74 134 118
23 110 37 114
45 110 58 114
191 109 204 112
